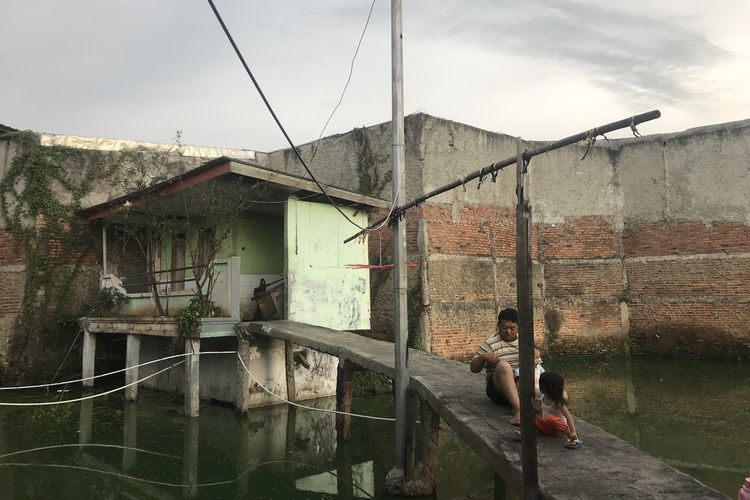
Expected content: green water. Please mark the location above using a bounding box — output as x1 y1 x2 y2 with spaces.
0 386 494 499
0 356 747 498
546 356 749 498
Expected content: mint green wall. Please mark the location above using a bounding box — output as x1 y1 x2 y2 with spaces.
153 217 282 276
231 216 284 274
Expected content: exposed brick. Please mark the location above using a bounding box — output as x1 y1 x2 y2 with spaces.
627 257 750 298
629 302 750 358
545 304 625 356
623 221 750 257
545 260 623 300
0 229 25 265
540 217 619 259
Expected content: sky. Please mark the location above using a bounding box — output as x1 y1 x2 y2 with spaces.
2 0 749 152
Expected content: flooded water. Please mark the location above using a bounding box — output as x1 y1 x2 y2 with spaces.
0 356 747 499
546 356 749 498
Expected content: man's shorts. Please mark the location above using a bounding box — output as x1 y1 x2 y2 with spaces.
486 377 511 406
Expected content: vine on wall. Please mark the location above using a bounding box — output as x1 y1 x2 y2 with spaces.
0 131 118 382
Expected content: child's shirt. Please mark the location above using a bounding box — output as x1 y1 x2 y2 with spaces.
513 364 545 392
538 393 567 425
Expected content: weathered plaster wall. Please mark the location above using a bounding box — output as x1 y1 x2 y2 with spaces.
353 115 750 360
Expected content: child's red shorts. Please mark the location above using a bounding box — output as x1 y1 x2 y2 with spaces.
535 415 569 436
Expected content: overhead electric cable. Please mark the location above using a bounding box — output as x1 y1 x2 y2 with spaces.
206 0 367 230
308 0 377 166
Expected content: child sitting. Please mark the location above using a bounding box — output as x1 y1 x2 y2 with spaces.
514 347 544 394
535 371 581 449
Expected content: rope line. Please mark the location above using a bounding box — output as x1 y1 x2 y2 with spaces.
0 459 374 497
0 361 184 406
235 353 395 421
0 351 235 391
0 443 181 461
0 351 394 422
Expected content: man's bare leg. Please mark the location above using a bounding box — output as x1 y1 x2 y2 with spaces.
492 360 521 425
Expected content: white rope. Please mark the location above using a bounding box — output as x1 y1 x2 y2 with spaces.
235 352 395 422
0 361 183 406
0 350 235 391
0 350 395 422
0 462 235 488
0 443 180 460
0 459 374 497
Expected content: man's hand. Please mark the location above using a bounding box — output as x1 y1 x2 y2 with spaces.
482 351 500 365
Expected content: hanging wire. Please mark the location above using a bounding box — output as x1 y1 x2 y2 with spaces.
307 0 377 167
206 0 367 231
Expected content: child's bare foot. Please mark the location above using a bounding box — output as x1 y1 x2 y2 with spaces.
510 411 521 426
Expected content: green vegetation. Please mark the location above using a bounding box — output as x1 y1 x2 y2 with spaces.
617 284 633 304
352 370 392 396
0 131 119 381
174 296 221 339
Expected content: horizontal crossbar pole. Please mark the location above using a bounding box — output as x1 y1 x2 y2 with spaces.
344 110 660 243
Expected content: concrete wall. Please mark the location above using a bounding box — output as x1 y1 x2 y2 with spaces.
275 115 750 360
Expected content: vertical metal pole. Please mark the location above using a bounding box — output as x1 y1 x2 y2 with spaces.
515 137 540 499
391 0 409 477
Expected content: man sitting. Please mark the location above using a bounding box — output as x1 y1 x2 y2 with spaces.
469 308 521 425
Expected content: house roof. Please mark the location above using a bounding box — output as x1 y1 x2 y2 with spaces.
79 156 390 222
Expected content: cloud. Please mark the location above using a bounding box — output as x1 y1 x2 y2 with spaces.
408 0 727 104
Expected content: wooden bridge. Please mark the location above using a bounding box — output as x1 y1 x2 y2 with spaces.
237 320 726 500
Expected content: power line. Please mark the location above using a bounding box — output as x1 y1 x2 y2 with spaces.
308 0 377 167
206 0 367 231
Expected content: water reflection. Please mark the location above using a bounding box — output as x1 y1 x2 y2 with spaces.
0 388 494 499
547 356 750 497
2 357 745 498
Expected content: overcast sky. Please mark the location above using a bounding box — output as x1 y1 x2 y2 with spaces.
2 1 749 152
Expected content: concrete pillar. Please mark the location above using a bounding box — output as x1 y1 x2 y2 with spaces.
78 399 93 445
184 338 200 417
182 417 199 499
82 330 96 389
125 334 141 402
235 336 251 413
122 402 137 471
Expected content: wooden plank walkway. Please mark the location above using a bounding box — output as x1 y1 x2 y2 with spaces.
238 320 727 500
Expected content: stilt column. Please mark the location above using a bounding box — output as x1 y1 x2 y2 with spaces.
184 338 200 417
82 329 96 388
125 334 141 401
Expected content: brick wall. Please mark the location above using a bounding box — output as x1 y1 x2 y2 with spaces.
0 229 25 265
623 221 750 357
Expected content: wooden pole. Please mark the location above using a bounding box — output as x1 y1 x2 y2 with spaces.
415 400 439 495
336 359 353 442
284 341 296 403
516 137 540 499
